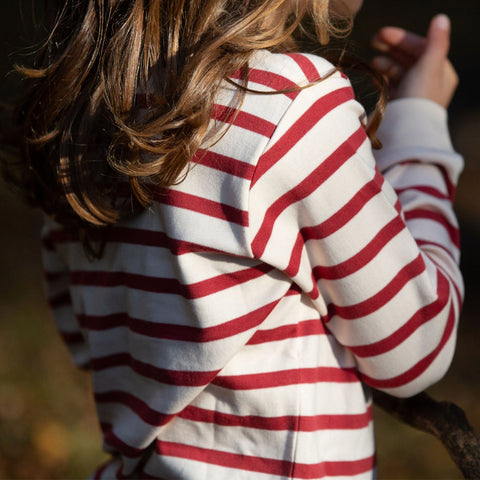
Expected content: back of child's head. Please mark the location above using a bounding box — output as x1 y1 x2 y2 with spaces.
4 0 358 236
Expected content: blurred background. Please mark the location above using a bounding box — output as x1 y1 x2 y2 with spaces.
0 1 479 478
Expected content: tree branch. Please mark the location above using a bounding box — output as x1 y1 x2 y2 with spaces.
373 390 480 479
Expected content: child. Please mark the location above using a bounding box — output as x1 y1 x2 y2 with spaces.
9 1 463 478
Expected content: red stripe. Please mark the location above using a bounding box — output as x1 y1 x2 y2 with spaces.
252 125 366 257
43 229 76 248
60 330 84 346
286 283 303 296
451 272 463 307
404 208 460 248
247 319 327 345
230 68 300 99
42 234 58 251
78 298 280 342
285 53 322 83
100 429 183 480
155 440 374 478
427 255 463 307
44 270 66 282
392 159 456 200
286 169 385 278
71 270 184 294
44 226 223 256
312 215 406 281
70 263 273 299
107 227 221 255
361 299 456 389
96 391 372 432
394 198 402 214
192 149 255 179
48 291 71 308
101 423 144 458
179 403 372 431
306 167 385 240
307 275 321 301
212 367 358 390
327 254 426 320
348 270 450 357
92 352 220 386
154 188 248 226
422 253 463 310
96 390 175 427
251 86 355 188
212 104 276 137
416 238 457 260
46 228 74 244
295 455 375 478
438 163 456 200
395 185 449 200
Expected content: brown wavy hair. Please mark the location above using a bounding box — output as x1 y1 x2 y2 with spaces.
6 0 385 231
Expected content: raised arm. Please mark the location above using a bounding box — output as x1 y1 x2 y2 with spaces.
248 52 463 398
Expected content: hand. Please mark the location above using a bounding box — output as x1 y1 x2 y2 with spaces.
371 14 459 108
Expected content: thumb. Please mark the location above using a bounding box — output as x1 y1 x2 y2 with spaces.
424 14 451 59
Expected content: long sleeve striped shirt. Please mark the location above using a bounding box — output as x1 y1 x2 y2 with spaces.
42 50 464 479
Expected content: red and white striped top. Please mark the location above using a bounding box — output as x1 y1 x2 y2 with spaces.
42 50 464 479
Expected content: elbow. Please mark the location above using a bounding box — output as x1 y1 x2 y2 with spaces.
351 271 462 398
367 332 458 399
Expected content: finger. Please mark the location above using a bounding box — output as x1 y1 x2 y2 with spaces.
424 14 451 58
372 27 427 58
371 56 404 84
372 29 426 67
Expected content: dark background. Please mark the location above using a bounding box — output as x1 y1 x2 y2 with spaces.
0 1 479 478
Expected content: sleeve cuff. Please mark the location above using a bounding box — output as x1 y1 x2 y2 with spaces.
374 98 464 183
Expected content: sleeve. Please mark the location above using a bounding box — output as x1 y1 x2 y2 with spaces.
248 67 464 398
41 219 91 369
